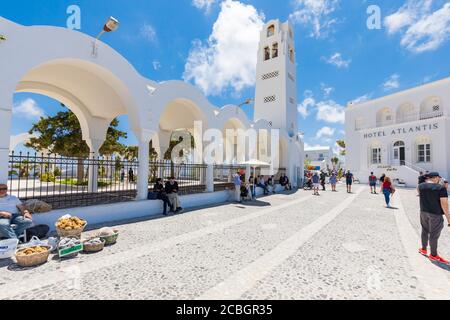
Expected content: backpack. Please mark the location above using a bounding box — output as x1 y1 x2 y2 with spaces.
25 224 50 240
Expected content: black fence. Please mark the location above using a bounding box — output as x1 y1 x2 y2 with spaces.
8 152 207 210
148 161 207 195
213 164 245 192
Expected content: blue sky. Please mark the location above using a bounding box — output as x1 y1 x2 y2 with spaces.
3 0 450 154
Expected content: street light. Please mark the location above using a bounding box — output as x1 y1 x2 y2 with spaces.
237 98 254 114
92 16 120 57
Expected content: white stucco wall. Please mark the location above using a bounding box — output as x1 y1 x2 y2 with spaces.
346 77 450 185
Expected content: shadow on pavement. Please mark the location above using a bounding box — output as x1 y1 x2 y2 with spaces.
432 261 450 271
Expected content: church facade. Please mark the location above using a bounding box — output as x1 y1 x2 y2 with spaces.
0 17 304 198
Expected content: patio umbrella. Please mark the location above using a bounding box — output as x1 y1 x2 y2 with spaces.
240 159 271 199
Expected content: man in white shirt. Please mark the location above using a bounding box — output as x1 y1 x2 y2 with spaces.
0 184 33 239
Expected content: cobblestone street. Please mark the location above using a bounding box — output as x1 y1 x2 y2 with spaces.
1 184 449 300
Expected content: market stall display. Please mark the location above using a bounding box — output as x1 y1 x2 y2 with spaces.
97 227 119 246
55 216 87 238
83 238 105 253
58 237 83 258
15 245 51 267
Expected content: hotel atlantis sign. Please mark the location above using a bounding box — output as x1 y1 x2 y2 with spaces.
363 123 439 139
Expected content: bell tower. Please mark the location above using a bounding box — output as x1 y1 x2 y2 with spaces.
254 20 298 137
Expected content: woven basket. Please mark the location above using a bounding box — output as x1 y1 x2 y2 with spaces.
55 222 87 238
83 239 105 253
15 246 51 268
99 231 119 246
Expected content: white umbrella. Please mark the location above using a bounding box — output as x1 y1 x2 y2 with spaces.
240 159 271 200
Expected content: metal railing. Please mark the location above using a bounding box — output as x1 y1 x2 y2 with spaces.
355 111 444 131
213 164 245 191
8 153 208 209
148 160 207 195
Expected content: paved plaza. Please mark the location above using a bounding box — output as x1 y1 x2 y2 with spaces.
1 184 449 300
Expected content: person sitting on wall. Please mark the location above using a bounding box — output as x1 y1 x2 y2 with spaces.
258 176 270 195
267 175 276 194
165 176 183 213
0 184 33 240
153 178 172 216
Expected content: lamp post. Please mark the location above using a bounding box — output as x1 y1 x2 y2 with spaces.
92 16 120 57
237 98 253 114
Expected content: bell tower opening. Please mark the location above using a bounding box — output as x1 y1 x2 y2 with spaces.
254 20 298 137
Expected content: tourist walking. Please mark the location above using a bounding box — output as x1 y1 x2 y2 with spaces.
320 171 326 191
380 176 395 208
312 172 320 196
128 167 134 183
233 171 242 203
380 173 386 184
249 175 256 199
418 172 450 264
345 170 354 193
165 176 183 213
369 172 378 194
417 172 426 195
329 172 337 192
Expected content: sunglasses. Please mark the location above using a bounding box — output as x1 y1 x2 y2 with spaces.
0 188 7 191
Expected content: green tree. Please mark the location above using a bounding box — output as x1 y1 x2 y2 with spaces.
25 104 127 183
336 140 346 156
163 133 195 178
331 156 339 166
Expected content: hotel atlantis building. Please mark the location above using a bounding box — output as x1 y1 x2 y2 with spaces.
345 77 450 187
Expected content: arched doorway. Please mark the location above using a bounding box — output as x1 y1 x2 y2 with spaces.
376 108 393 127
392 141 406 166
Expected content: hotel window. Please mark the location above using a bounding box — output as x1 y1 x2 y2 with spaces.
417 144 431 163
272 43 278 58
267 25 275 37
371 148 382 164
264 47 270 61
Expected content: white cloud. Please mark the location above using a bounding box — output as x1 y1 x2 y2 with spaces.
192 0 216 13
13 99 45 120
297 91 316 119
289 0 340 38
384 0 450 53
316 100 345 124
316 126 335 139
304 142 330 150
140 23 157 42
183 0 265 96
383 74 400 91
152 60 161 71
322 52 351 68
320 83 334 97
351 93 372 105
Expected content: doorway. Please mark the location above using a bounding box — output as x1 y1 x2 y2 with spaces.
393 141 406 165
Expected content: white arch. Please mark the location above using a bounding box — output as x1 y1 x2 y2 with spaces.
396 102 416 124
420 96 443 120
376 108 393 127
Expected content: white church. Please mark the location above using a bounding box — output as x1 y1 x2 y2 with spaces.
0 17 304 203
